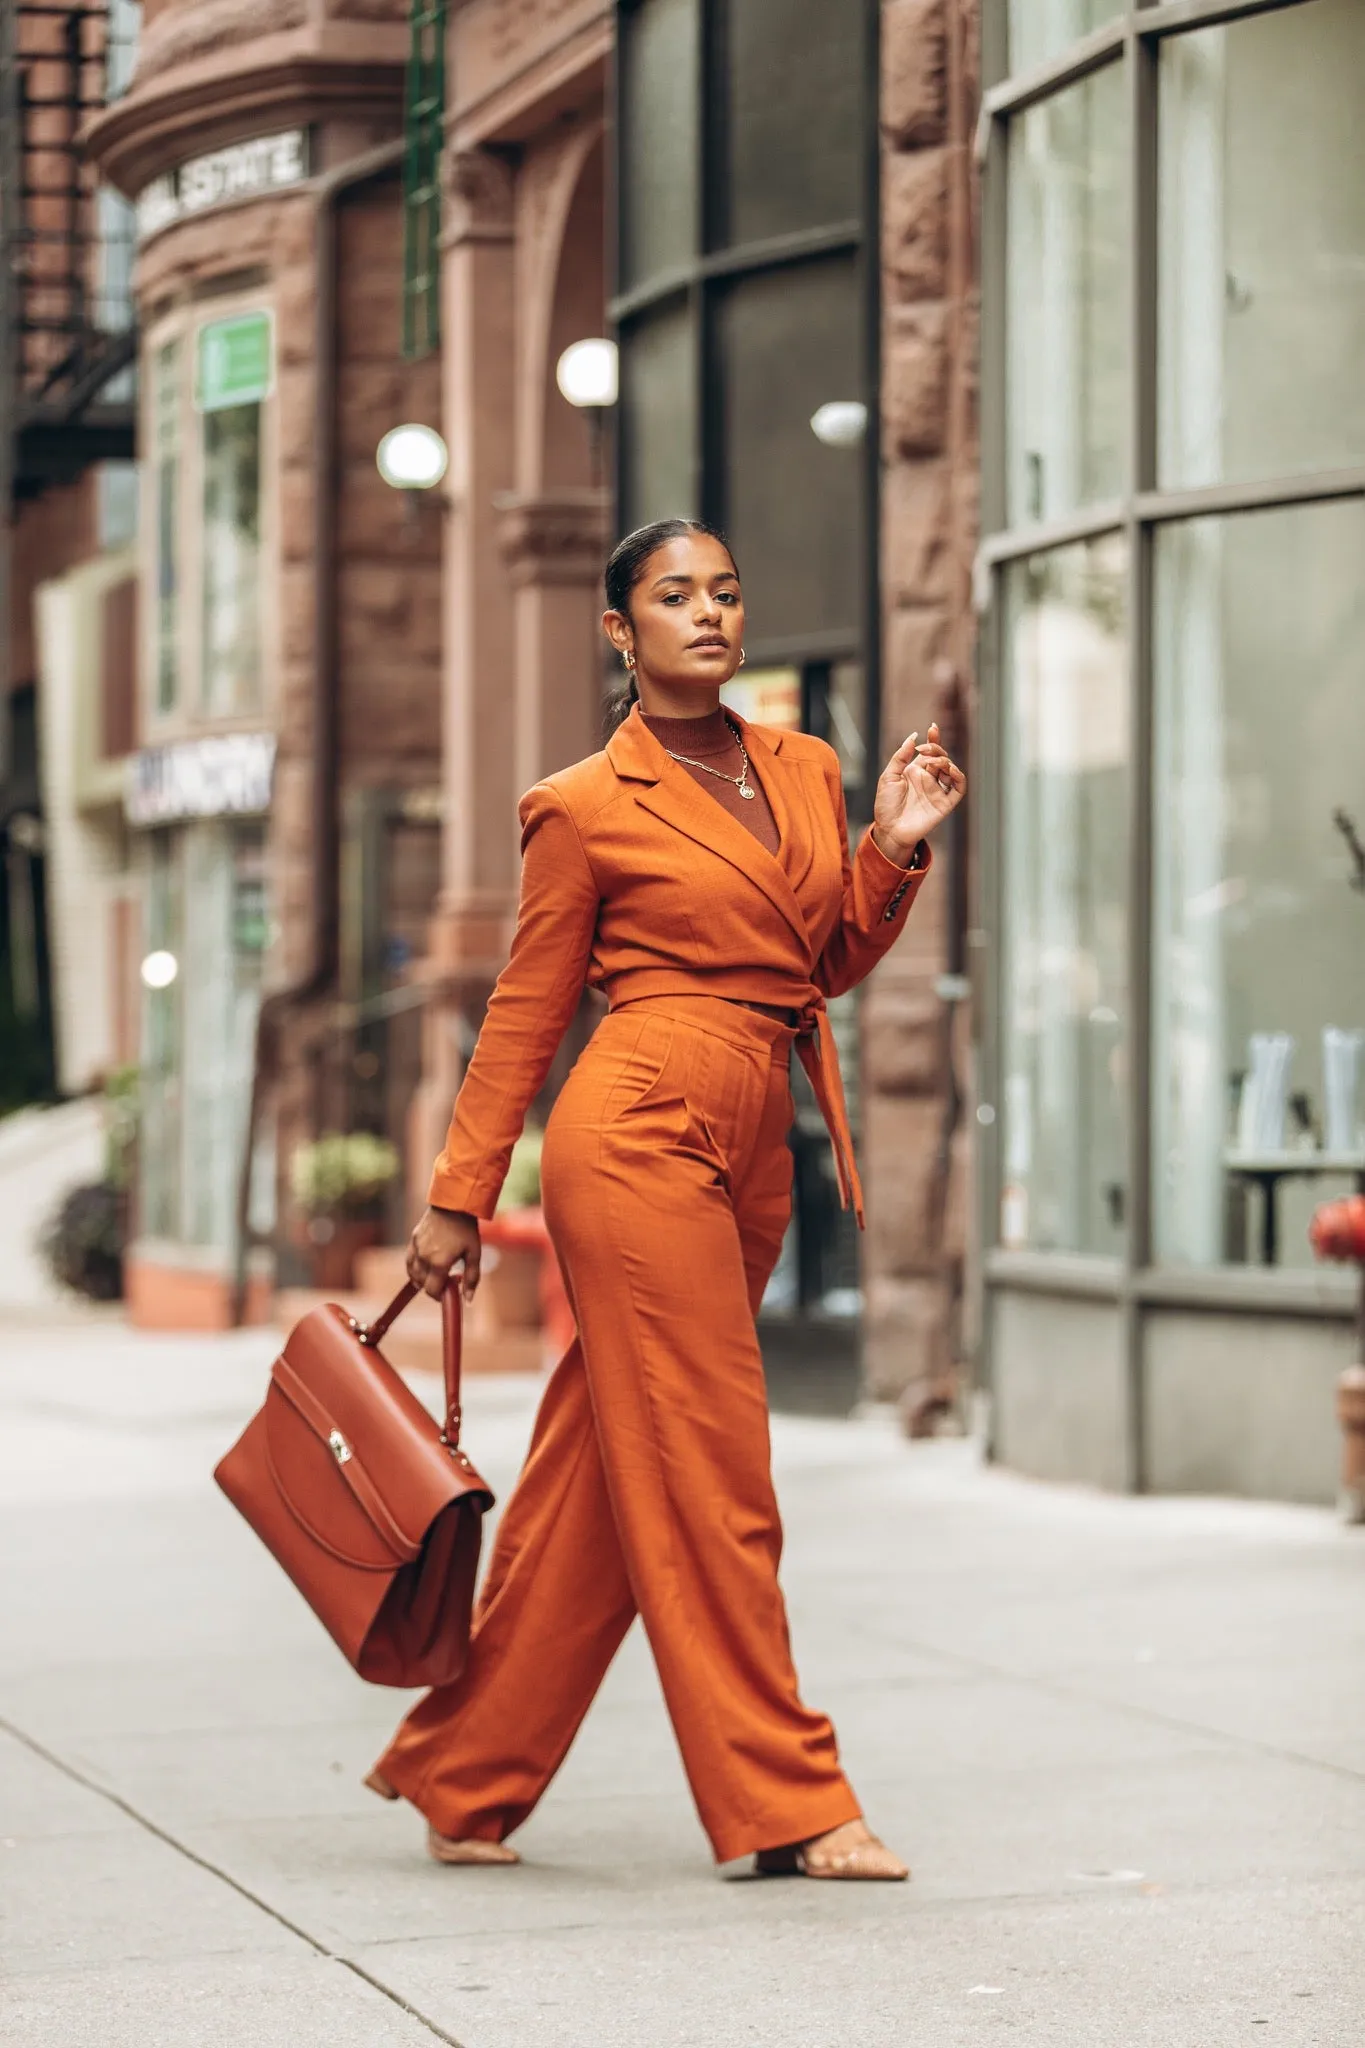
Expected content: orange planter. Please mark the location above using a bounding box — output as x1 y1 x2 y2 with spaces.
482 1206 576 1359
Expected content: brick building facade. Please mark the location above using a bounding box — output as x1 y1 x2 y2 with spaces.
85 0 981 1407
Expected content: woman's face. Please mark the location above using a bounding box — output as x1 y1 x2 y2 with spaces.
603 533 744 692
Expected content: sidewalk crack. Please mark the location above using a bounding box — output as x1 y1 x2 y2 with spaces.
0 1713 469 2046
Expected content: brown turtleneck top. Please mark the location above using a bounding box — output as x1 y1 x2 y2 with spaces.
640 707 781 856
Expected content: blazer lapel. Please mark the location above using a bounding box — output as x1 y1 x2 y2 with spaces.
607 706 812 956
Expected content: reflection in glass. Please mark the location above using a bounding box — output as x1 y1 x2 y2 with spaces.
1008 1 1120 75
140 830 182 1240
1001 537 1129 1255
619 302 696 530
721 0 863 248
1007 61 1128 524
716 256 862 645
154 343 179 713
721 666 801 729
1153 503 1365 1270
1158 0 1365 490
825 660 869 797
620 0 697 288
180 825 267 1250
201 402 262 715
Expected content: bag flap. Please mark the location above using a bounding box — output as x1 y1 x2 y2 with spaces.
270 1304 488 1551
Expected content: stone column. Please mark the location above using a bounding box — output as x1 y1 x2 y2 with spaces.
411 147 521 1210
865 0 980 1418
495 487 612 797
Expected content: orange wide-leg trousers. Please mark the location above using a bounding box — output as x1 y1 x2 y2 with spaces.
376 998 862 1864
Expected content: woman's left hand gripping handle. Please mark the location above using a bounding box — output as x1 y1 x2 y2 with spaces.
407 1206 483 1302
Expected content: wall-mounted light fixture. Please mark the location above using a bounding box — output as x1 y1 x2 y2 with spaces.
810 400 868 449
376 422 449 491
140 949 179 990
556 339 618 487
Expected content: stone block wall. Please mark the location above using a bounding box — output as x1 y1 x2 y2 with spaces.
865 0 979 1410
334 179 444 786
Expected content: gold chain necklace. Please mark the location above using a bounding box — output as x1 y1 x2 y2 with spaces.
662 716 757 801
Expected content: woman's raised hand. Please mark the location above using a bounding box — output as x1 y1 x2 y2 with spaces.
407 1205 483 1302
871 720 966 866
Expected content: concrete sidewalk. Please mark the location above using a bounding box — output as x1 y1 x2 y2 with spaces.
1 1322 1362 2047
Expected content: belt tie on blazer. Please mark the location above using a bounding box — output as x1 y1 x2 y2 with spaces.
793 997 866 1231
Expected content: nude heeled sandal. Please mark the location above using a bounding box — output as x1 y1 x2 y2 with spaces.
754 1824 910 1882
364 1768 521 1866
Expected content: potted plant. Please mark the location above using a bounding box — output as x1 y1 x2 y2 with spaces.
35 1065 141 1305
478 1131 546 1333
290 1131 400 1290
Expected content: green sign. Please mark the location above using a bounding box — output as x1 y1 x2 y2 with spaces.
196 311 273 413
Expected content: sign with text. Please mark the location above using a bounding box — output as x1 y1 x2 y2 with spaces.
136 130 309 244
125 733 277 828
196 312 274 413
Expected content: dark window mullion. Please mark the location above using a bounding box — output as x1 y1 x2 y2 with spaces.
701 0 727 255
1122 24 1159 1489
861 0 881 763
698 274 721 528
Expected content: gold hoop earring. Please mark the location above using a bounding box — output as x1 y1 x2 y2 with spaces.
738 648 747 668
624 650 636 673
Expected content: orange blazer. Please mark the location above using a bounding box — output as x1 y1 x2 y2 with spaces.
428 704 931 1228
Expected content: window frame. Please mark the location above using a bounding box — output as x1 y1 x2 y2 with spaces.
977 0 1360 1479
139 291 279 737
612 0 881 730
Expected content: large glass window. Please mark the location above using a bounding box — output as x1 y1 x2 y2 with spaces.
144 306 272 725
619 0 697 288
620 301 696 525
140 830 182 1240
988 0 1360 1290
201 401 263 715
1006 62 1129 524
154 342 179 713
1008 2 1121 75
716 255 863 645
1153 501 1365 1270
616 0 870 659
718 0 865 247
1000 538 1129 1256
1158 0 1365 491
143 824 267 1251
616 0 873 1326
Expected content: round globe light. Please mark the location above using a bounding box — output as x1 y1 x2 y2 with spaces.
140 949 179 991
556 337 619 410
376 423 449 491
810 400 868 449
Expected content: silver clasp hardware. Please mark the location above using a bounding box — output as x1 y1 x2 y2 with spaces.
328 1430 353 1464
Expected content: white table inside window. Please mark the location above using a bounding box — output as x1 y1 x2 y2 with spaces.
1223 1152 1365 1267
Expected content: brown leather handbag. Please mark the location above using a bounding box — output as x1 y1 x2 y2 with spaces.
214 1281 493 1688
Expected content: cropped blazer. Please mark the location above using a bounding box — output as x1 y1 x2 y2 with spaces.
428 703 931 1228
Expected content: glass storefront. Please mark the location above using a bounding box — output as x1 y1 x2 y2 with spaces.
615 0 875 1330
1000 536 1128 1256
136 297 276 1270
984 0 1365 1322
139 821 268 1252
145 303 271 727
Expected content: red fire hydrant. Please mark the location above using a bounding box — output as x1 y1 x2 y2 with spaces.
1309 1195 1365 1523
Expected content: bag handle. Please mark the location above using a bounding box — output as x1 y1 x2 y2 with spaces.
358 1279 465 1453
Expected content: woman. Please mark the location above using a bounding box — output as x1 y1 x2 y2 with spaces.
368 518 965 1879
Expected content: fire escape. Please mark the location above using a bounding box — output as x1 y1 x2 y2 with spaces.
0 0 136 520
0 1 136 1102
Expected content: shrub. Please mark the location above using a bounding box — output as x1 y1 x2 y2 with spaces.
497 1129 543 1212
289 1132 400 1217
39 1180 127 1301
